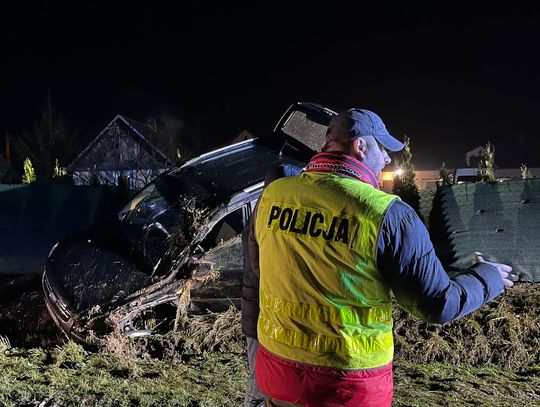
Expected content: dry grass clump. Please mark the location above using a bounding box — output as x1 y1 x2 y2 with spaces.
0 335 11 354
52 340 86 366
99 329 144 360
393 361 540 407
394 283 540 369
179 306 244 354
97 305 244 364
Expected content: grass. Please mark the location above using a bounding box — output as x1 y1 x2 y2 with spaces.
393 361 540 407
393 283 540 369
0 343 247 406
0 338 539 406
2 291 540 406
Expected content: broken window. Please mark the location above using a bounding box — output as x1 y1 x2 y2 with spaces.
190 205 251 313
199 207 247 251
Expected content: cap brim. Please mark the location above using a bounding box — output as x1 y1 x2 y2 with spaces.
375 134 404 152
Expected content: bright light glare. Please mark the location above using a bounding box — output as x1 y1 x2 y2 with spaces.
395 168 404 176
381 172 394 181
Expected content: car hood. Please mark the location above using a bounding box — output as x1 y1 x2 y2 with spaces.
46 231 153 316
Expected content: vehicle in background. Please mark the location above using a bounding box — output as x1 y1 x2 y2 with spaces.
452 167 525 185
452 167 478 184
42 102 337 344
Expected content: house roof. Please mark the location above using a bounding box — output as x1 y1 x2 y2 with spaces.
68 115 191 171
431 179 540 282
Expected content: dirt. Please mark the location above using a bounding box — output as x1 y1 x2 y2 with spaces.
0 274 64 348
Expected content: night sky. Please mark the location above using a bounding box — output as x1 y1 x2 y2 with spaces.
2 3 540 170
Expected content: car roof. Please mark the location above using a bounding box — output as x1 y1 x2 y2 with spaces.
158 137 305 209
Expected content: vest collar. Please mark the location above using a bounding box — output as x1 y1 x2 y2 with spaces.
304 152 380 189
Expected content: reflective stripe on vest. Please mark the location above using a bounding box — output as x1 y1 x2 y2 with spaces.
256 172 398 370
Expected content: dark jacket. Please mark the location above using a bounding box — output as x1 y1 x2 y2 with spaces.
241 164 303 338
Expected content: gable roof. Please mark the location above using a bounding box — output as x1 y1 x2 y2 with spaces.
68 115 188 171
431 179 540 282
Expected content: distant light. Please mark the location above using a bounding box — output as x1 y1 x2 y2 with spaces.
395 168 404 177
380 171 395 181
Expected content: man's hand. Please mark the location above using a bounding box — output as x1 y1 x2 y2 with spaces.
473 252 514 289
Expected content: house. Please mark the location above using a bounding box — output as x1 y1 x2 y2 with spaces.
68 115 191 190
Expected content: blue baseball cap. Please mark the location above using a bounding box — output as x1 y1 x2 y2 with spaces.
325 108 404 152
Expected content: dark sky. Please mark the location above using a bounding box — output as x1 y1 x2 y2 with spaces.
2 2 540 170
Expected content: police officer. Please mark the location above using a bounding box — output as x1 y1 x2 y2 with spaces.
253 108 513 406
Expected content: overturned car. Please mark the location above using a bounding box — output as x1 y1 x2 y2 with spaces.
42 102 337 343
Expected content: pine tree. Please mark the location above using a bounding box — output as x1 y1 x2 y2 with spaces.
53 159 67 177
478 141 496 182
22 158 36 184
392 135 420 211
521 163 533 180
439 162 452 187
15 95 75 183
0 153 7 182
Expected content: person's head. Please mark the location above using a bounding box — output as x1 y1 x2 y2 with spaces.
323 108 404 177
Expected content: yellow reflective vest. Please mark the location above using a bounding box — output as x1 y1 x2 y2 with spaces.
256 171 399 370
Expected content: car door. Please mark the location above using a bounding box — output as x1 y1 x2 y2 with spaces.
189 202 254 314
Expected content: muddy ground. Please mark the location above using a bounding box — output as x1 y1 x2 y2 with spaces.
0 274 64 348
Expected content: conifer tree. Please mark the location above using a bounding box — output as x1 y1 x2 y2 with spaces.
521 163 533 180
478 141 496 182
22 158 36 184
439 162 452 187
392 135 420 211
15 96 75 183
53 159 67 177
0 153 7 182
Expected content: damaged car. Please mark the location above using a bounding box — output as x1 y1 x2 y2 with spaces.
42 102 337 344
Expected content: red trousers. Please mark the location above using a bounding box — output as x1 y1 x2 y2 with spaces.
256 346 393 407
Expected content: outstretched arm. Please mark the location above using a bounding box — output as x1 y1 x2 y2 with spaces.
377 200 512 324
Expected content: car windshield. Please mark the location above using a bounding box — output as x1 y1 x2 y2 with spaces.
116 176 205 273
456 175 479 184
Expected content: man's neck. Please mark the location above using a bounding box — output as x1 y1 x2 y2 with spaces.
305 152 380 189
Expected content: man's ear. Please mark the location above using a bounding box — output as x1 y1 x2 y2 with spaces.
354 137 367 160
